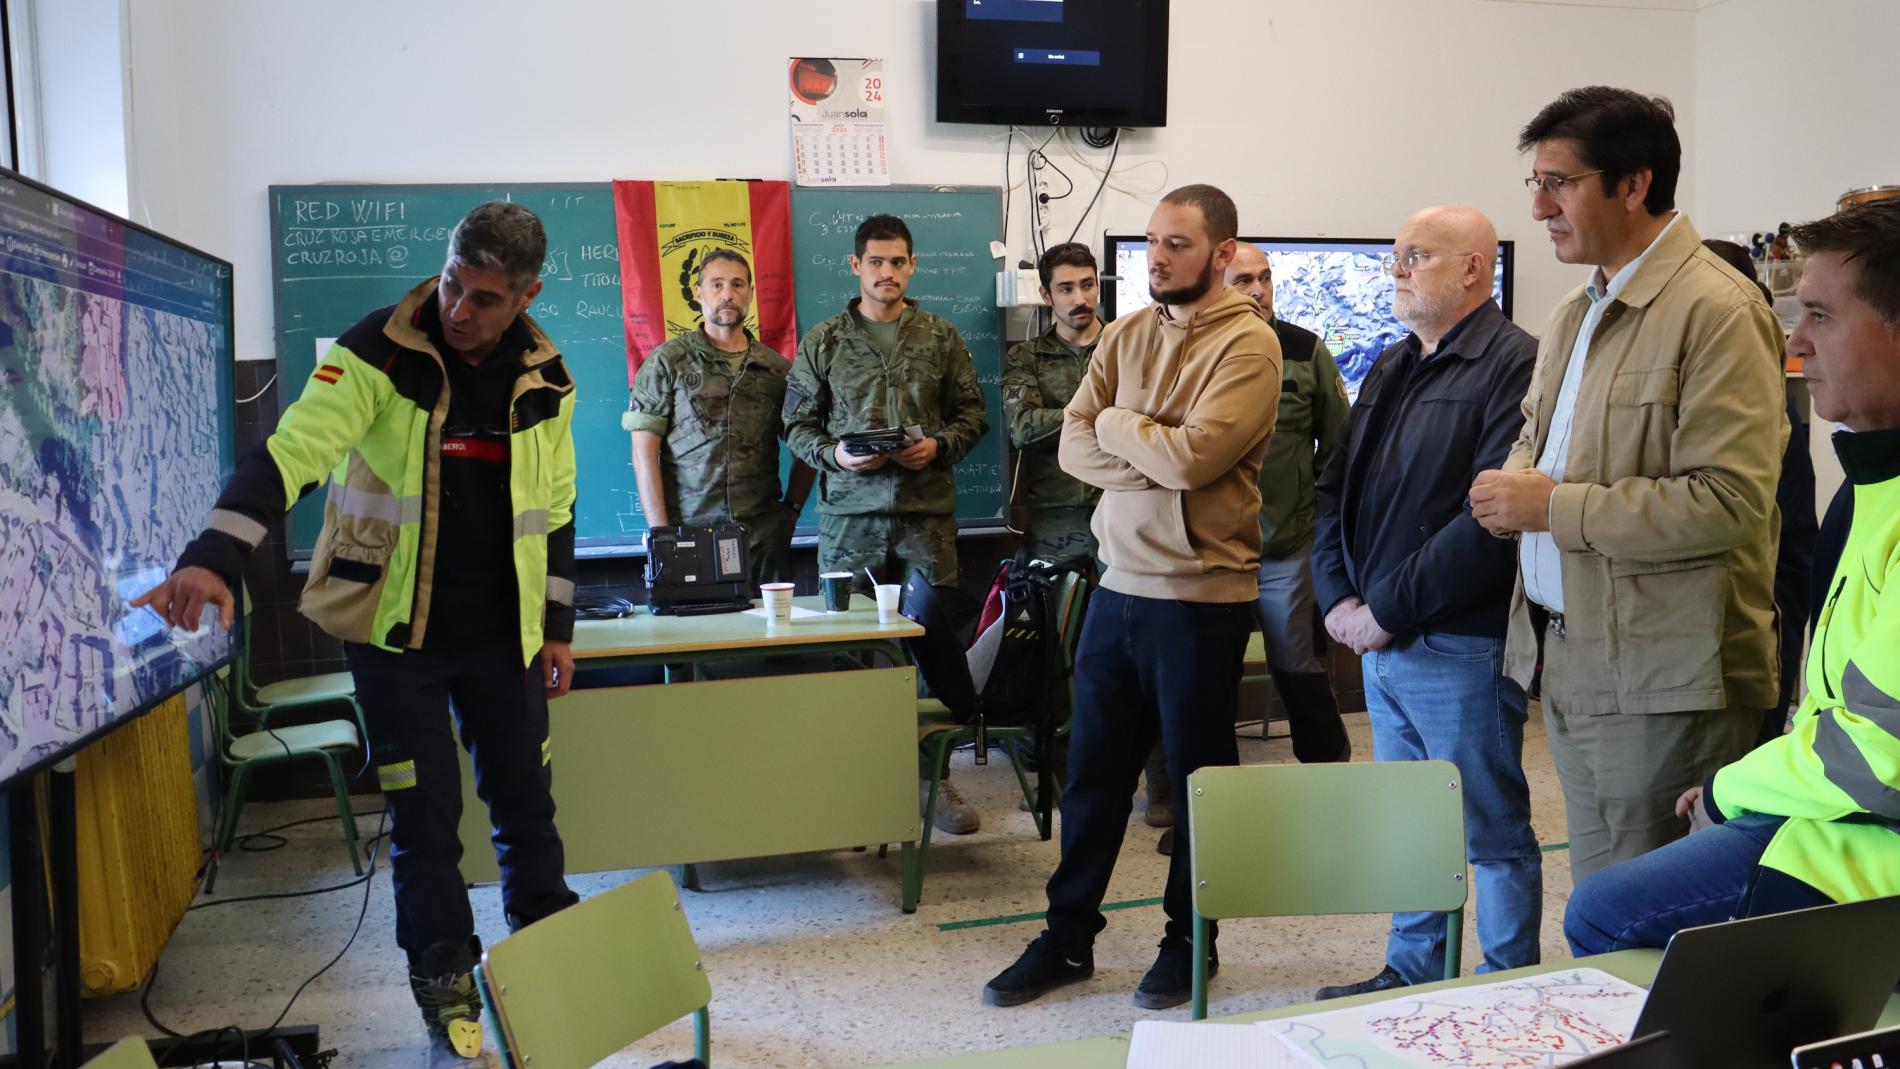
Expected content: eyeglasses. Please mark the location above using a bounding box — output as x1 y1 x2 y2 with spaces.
1379 250 1475 276
1524 170 1606 196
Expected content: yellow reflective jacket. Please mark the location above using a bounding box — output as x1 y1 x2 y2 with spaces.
179 279 577 665
1712 426 1900 902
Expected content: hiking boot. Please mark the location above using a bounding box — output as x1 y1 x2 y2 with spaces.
1156 826 1174 856
923 777 981 835
1133 937 1218 1010
1315 963 1409 1001
1143 747 1173 827
412 970 489 1067
984 931 1093 1006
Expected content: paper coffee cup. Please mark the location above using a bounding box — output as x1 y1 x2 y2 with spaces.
761 582 795 624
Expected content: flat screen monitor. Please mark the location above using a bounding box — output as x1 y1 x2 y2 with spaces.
937 0 1169 127
1102 235 1514 400
0 168 238 789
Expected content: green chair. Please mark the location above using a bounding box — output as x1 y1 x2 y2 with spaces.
912 572 1089 907
476 870 711 1069
1186 760 1468 1019
82 1038 158 1069
203 597 369 893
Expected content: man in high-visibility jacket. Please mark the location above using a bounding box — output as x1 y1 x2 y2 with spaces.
135 201 580 1067
1565 199 1900 953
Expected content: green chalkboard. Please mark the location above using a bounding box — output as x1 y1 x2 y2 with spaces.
788 186 1007 526
268 182 1005 557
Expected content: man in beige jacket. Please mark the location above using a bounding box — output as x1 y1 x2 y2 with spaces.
985 184 1281 1011
1470 87 1786 882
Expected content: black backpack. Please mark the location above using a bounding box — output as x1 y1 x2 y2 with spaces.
900 552 1072 761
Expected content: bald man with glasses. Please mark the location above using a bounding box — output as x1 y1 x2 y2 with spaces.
1312 205 1542 1000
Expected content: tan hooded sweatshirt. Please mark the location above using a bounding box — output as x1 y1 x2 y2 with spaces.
1059 285 1282 602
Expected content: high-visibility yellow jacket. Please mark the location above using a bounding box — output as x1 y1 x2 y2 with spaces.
1711 426 1900 902
178 279 577 665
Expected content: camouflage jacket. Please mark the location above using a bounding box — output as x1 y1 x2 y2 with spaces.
1002 326 1101 509
783 299 989 516
1258 317 1350 558
626 327 791 527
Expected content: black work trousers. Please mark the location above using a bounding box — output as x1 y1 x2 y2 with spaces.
1044 589 1253 950
346 636 577 977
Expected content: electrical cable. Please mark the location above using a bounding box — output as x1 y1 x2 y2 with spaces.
140 810 388 1068
235 375 277 405
1000 127 1013 251
1065 128 1121 245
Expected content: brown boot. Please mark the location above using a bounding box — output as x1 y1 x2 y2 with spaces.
923 776 981 835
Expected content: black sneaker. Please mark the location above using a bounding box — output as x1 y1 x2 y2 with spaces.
1156 827 1175 856
1132 937 1217 1010
1315 963 1409 1001
983 931 1093 1006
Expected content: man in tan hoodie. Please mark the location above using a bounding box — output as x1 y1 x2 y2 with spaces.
985 184 1282 1011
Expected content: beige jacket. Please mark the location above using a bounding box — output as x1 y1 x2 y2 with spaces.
1060 286 1281 602
1503 216 1788 714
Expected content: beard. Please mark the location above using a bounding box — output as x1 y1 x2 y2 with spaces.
1394 284 1460 331
1149 252 1219 306
707 303 743 327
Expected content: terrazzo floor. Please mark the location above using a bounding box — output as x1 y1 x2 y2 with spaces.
84 707 1579 1068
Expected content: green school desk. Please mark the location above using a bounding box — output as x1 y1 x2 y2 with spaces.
454 595 929 910
872 949 1900 1067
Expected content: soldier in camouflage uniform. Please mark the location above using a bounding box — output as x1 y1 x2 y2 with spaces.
784 213 991 834
1227 242 1353 765
627 249 812 584
1003 242 1102 569
783 214 989 592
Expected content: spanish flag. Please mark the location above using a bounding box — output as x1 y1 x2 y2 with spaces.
612 179 796 378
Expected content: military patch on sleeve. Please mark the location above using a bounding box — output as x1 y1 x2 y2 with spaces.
784 384 808 417
1337 377 1350 401
1004 384 1026 406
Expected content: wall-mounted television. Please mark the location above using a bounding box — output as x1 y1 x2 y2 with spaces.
937 0 1169 128
1102 235 1514 399
0 168 238 790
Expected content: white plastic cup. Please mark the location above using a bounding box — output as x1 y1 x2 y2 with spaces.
874 583 902 623
761 582 795 624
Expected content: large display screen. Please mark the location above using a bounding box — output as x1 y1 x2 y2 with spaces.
1103 235 1514 400
938 0 1169 127
0 169 237 788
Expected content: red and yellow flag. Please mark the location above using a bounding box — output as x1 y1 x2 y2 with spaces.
612 179 795 379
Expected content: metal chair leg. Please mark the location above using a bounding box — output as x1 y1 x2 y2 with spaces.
320 751 363 876
205 763 253 894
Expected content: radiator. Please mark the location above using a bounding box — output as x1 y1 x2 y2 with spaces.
73 692 202 996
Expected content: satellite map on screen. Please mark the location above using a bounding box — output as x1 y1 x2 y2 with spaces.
0 176 235 784
1112 239 1507 401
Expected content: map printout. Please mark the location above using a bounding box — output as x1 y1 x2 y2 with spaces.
1263 967 1648 1068
0 176 236 785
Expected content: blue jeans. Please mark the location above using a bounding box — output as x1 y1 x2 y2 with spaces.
1363 630 1541 983
1564 813 1831 956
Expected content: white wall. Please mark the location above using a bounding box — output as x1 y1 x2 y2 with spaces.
123 0 1700 362
1695 0 1900 237
1696 0 1900 513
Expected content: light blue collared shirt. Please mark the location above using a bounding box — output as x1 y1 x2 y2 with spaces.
1520 213 1682 612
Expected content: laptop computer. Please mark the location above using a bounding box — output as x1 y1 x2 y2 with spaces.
1629 894 1900 1069
1791 1024 1900 1069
